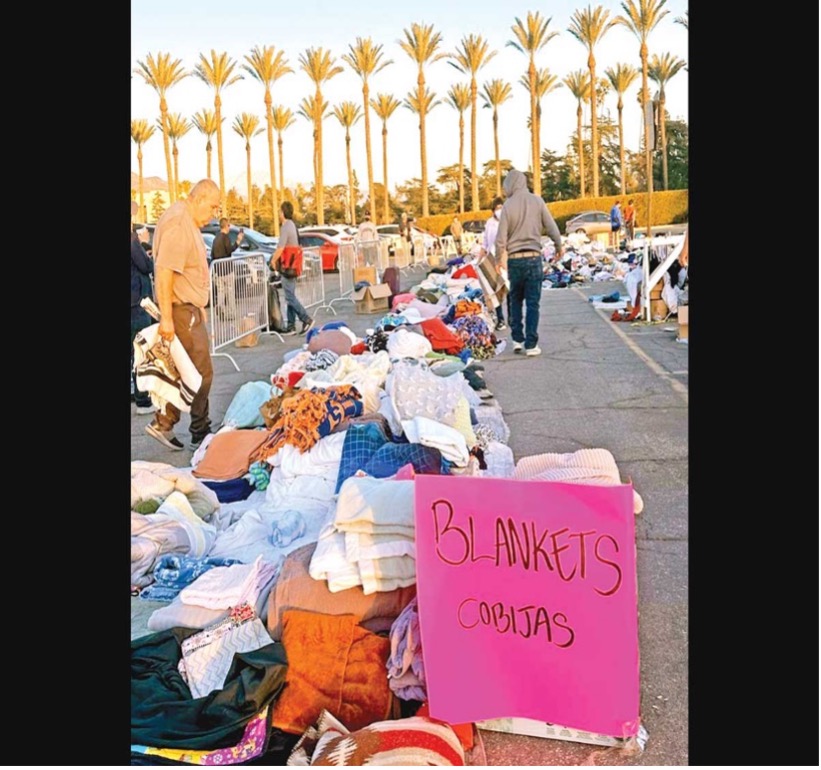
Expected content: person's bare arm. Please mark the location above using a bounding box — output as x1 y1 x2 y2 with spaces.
155 266 177 341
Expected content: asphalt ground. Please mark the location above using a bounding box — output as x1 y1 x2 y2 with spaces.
130 263 689 766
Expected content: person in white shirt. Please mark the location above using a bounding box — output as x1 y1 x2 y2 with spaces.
356 211 379 267
480 196 507 330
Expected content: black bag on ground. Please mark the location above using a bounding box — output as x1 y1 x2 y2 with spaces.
267 280 285 332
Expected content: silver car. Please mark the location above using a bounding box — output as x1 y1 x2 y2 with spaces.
564 210 612 237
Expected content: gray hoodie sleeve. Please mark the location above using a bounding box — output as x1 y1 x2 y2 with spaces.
541 205 563 251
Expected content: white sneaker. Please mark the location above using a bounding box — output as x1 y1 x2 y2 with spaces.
135 404 155 415
525 346 542 357
513 341 524 353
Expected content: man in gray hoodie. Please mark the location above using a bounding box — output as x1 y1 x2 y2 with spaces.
495 168 563 356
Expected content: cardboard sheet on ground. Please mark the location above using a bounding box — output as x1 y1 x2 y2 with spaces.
414 476 639 737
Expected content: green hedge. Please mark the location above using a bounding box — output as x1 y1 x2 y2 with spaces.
416 190 689 235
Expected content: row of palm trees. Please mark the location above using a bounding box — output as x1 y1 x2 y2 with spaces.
132 1 687 230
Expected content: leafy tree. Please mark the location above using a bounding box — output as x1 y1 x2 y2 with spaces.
131 118 156 221
231 113 264 229
445 84 470 213
370 94 402 224
272 106 296 199
540 148 576 201
480 79 513 197
332 101 363 224
150 191 165 221
191 109 221 181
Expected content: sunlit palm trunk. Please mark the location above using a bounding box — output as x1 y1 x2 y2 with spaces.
458 113 465 214
172 143 180 200
589 53 599 198
418 73 430 218
493 110 501 197
577 104 586 197
265 93 280 236
345 131 356 225
363 82 375 220
138 150 146 222
528 62 539 196
469 79 478 212
659 91 668 190
245 142 254 229
617 98 626 193
278 136 285 202
206 141 212 180
641 42 653 234
316 86 325 225
535 101 542 195
215 94 226 206
160 102 175 204
382 124 389 224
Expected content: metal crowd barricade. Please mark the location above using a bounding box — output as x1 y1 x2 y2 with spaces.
209 251 269 372
295 247 334 315
391 239 411 273
328 241 357 310
440 235 458 261
411 235 427 268
640 234 685 322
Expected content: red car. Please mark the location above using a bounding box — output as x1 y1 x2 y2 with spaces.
299 232 340 272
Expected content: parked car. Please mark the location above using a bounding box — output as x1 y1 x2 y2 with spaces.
460 219 486 234
298 232 339 272
564 210 612 237
375 224 405 256
199 222 279 256
410 225 440 251
299 225 355 244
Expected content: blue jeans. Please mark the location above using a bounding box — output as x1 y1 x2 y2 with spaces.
508 256 543 349
281 276 310 327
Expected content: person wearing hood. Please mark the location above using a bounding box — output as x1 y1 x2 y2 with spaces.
495 169 563 357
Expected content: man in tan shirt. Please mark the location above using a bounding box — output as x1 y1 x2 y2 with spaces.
145 179 221 451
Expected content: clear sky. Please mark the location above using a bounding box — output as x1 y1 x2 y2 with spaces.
131 0 688 197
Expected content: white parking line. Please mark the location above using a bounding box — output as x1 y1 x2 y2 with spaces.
574 289 689 405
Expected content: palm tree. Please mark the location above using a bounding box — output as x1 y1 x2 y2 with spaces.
134 52 188 204
165 113 193 201
507 12 559 197
242 45 293 237
193 50 243 207
674 9 688 28
191 109 220 181
272 106 296 200
448 35 497 212
370 93 401 223
231 113 264 229
343 38 393 221
563 70 591 197
332 102 363 224
399 22 448 218
130 119 156 222
299 48 344 226
605 63 639 193
615 0 670 234
446 84 471 214
480 79 513 198
568 5 617 199
298 94 330 215
532 69 562 193
649 52 686 191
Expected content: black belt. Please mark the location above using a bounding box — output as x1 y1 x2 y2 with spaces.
509 250 542 258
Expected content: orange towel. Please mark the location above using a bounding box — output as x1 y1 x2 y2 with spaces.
191 429 270 481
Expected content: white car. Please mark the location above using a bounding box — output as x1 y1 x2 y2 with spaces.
298 225 355 244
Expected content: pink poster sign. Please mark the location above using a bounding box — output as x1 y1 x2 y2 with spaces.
414 475 639 737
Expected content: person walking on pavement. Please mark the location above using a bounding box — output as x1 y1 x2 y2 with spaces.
144 179 221 451
609 200 622 249
623 199 636 242
480 196 507 330
495 168 563 357
131 201 155 415
450 216 463 254
270 200 313 336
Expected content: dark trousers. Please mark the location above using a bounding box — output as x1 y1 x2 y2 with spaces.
508 256 543 349
154 303 213 440
131 306 153 407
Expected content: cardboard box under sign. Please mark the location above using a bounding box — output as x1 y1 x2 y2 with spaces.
678 304 689 341
352 283 392 314
476 717 647 750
